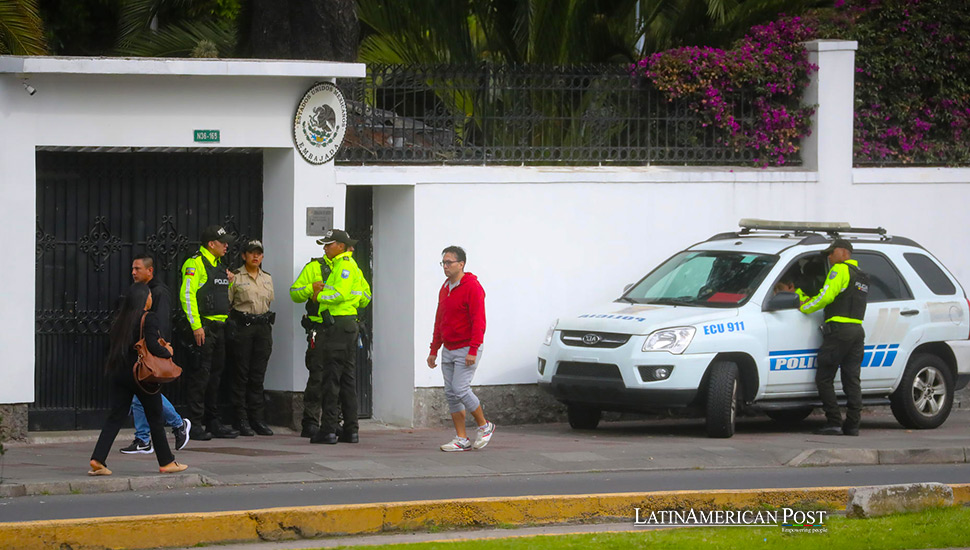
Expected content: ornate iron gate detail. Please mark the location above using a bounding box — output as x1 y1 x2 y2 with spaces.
33 151 263 431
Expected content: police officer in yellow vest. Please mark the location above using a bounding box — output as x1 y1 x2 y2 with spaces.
290 229 371 444
180 225 239 441
799 238 869 436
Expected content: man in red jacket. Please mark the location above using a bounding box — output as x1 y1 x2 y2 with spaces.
427 246 495 452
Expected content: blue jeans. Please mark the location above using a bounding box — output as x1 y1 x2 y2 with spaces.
132 395 182 442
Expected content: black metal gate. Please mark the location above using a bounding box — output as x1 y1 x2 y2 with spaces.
33 151 263 431
346 186 374 418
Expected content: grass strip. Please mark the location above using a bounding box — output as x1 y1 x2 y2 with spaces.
326 505 970 550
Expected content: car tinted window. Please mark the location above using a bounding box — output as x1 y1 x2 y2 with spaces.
854 252 912 302
904 253 956 295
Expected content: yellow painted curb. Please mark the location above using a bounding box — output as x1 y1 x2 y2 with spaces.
3 484 968 550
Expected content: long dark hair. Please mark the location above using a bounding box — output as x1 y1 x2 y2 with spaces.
106 283 151 372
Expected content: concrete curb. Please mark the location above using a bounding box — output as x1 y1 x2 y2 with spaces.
787 447 969 467
3 485 969 550
0 474 208 498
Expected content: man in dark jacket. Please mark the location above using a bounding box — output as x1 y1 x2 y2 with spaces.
427 246 494 452
121 254 191 454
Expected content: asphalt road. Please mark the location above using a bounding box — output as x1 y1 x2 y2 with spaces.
4 463 969 523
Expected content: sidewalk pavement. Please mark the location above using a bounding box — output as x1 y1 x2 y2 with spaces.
3 408 969 498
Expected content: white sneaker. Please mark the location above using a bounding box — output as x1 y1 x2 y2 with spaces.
440 436 472 452
473 421 495 450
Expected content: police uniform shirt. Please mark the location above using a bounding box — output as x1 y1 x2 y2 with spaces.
229 267 274 315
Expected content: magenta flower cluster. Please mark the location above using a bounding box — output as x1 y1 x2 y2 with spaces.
633 17 818 166
838 0 970 164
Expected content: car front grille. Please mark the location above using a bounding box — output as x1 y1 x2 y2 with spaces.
555 362 622 380
560 331 631 349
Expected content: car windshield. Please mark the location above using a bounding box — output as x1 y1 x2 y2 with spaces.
621 251 777 307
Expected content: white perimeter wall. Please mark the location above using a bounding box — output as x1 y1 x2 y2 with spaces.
346 164 970 419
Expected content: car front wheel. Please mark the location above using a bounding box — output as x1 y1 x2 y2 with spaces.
706 361 740 438
890 353 954 429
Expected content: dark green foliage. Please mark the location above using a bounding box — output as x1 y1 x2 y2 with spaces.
813 0 970 165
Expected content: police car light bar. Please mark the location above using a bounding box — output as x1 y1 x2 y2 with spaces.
738 219 887 236
739 219 849 232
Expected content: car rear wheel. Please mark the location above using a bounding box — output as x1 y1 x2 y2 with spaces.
890 353 954 429
765 407 814 424
706 361 740 438
567 404 602 430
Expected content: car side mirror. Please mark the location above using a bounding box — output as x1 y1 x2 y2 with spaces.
624 283 633 292
765 291 800 311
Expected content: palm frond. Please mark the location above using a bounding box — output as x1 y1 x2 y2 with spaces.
0 0 47 55
116 19 236 58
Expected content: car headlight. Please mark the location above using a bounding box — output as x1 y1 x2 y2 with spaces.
642 327 696 354
542 319 559 346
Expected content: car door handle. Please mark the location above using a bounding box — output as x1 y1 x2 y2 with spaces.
900 309 920 316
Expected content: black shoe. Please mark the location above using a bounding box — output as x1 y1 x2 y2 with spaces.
301 425 319 438
120 438 153 454
338 431 359 443
209 422 239 439
813 425 843 436
250 420 274 436
310 432 338 444
189 425 212 441
173 418 191 451
842 426 860 436
235 423 256 437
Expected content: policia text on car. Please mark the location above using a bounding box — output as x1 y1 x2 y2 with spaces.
290 229 372 444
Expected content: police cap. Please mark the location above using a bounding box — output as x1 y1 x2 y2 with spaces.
201 225 235 245
315 229 357 248
823 238 853 254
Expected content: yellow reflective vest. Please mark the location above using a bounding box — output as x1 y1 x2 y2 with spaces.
179 246 231 330
290 251 370 321
799 259 864 324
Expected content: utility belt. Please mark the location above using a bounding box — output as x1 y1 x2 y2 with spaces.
230 309 276 326
300 311 356 332
820 320 863 335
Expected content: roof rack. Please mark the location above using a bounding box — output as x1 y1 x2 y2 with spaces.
737 218 887 237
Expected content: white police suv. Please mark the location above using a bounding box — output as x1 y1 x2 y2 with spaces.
538 220 970 437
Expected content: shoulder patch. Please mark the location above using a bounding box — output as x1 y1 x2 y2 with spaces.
828 271 838 280
341 269 351 279
185 267 196 277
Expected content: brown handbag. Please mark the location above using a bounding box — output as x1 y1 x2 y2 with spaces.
133 312 182 394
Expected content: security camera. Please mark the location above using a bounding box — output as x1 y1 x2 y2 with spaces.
23 80 36 96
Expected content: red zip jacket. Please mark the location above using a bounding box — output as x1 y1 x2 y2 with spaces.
430 272 486 355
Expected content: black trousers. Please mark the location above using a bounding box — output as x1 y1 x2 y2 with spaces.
92 369 175 467
230 321 273 424
185 319 227 428
815 322 865 430
320 316 359 434
302 323 326 430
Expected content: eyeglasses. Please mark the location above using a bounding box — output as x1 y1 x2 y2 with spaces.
439 260 461 266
